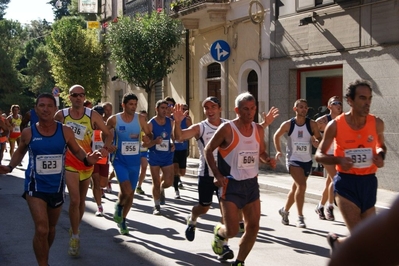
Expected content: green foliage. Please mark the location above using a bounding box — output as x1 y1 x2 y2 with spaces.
46 16 105 102
0 0 10 20
106 10 183 94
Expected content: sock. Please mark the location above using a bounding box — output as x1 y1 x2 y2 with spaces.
173 175 179 191
155 199 160 206
328 203 334 208
318 203 324 208
72 234 79 239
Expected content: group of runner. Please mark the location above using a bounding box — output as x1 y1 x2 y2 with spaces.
0 78 389 266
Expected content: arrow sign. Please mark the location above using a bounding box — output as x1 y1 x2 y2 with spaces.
210 40 230 62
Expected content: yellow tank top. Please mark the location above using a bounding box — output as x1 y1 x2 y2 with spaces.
63 107 94 170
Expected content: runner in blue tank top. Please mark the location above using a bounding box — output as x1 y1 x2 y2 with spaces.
106 92 152 234
146 99 175 215
0 93 102 266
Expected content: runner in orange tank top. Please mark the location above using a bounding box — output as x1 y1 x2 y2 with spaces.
316 79 386 255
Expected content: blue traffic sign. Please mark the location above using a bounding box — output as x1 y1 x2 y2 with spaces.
210 40 230 62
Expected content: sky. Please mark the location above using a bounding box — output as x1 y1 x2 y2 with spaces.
4 0 54 24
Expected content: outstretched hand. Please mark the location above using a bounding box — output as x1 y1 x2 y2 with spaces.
261 106 279 128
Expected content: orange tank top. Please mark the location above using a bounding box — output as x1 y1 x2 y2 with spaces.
334 113 378 175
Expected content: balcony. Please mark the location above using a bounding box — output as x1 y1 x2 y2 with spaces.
169 0 230 30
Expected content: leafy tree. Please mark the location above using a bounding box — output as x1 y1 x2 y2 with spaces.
0 0 10 20
106 10 183 111
46 16 105 102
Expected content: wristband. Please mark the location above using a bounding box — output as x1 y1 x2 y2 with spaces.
378 151 386 161
83 156 92 167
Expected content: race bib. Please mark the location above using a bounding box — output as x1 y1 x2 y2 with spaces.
156 139 169 151
93 140 104 151
121 141 139 155
36 154 62 175
13 125 20 133
66 122 87 141
237 150 258 170
345 148 373 168
293 142 310 154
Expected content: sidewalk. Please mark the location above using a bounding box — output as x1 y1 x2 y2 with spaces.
185 158 398 211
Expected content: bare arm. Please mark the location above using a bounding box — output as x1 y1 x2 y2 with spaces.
92 111 114 152
315 121 353 170
204 124 230 187
310 119 322 148
373 117 386 168
54 110 64 123
0 128 30 173
273 120 290 160
63 126 102 165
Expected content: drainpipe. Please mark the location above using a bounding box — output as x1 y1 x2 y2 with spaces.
185 29 190 104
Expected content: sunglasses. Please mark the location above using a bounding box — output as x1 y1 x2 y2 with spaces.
167 104 174 107
330 101 342 106
70 93 85 98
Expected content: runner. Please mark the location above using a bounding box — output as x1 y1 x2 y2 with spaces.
315 79 386 253
274 99 322 228
146 100 175 215
7 105 22 161
54 85 113 256
204 92 276 265
0 93 102 266
106 93 152 234
174 96 279 244
314 96 342 221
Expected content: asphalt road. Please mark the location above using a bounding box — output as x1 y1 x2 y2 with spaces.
0 156 349 266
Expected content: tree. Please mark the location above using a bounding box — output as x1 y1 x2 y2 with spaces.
46 16 105 102
0 0 10 20
106 10 183 111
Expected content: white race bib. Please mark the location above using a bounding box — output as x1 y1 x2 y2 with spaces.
237 150 258 170
156 139 169 151
293 142 310 154
345 148 373 168
13 125 20 133
36 154 63 175
121 141 139 155
66 122 87 141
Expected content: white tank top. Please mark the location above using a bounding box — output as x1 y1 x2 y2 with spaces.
217 121 259 181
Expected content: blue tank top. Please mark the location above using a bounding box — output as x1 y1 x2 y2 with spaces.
174 117 188 151
25 122 67 193
148 117 173 159
112 113 141 166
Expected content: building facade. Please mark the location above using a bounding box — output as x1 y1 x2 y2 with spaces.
269 0 399 190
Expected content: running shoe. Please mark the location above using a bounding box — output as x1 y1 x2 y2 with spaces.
114 203 123 223
178 182 184 189
95 206 104 217
174 191 181 199
315 206 326 220
68 237 80 256
160 188 166 205
185 216 196 241
297 216 306 228
118 221 129 235
278 207 289 225
218 245 234 261
153 205 161 215
136 187 145 195
211 223 224 255
239 221 245 233
326 206 335 221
